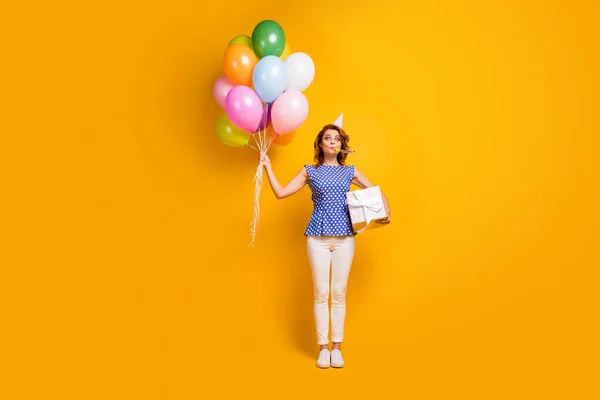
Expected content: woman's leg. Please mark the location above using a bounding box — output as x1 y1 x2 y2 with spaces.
306 236 333 347
330 236 356 349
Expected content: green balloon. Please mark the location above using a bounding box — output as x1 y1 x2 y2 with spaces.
252 20 286 58
228 35 254 51
216 113 250 147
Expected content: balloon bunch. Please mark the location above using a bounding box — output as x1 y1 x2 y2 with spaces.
212 20 315 247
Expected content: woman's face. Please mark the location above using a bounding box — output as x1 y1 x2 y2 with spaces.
321 129 341 156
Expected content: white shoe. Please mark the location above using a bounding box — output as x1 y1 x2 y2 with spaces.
331 349 344 368
316 349 330 368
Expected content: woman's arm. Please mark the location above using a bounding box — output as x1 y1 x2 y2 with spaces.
260 154 308 200
352 168 391 223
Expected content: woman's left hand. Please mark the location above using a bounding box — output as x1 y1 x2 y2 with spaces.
377 208 391 224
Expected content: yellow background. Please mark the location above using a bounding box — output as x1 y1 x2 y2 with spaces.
2 0 599 398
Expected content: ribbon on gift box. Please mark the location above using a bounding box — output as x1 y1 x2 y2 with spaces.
346 190 384 233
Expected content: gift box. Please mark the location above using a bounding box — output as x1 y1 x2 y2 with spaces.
345 186 387 233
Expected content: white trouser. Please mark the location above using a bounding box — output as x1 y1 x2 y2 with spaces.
306 235 356 345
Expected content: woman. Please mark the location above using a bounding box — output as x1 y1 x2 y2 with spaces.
260 121 391 368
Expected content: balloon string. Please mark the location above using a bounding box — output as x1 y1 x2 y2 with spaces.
249 129 264 248
248 123 277 248
252 133 260 151
248 158 263 248
266 127 276 149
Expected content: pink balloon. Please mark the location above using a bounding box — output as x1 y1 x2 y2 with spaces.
213 76 235 109
225 86 263 133
271 91 309 135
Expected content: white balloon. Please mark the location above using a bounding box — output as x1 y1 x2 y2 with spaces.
284 52 315 92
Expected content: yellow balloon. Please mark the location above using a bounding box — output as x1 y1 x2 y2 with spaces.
280 42 291 60
216 113 250 147
229 35 254 52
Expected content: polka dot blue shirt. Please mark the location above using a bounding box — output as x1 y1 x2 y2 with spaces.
304 164 356 237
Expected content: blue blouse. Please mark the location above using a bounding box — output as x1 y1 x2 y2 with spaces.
304 164 355 236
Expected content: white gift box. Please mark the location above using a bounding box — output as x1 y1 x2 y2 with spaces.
345 186 387 233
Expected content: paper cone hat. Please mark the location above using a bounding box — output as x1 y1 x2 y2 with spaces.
332 113 343 128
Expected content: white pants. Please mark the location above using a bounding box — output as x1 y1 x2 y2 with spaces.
306 235 356 345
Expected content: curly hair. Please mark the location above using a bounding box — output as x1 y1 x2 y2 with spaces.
313 124 351 166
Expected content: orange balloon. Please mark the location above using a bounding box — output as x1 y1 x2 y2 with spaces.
275 131 296 146
223 44 258 86
267 124 296 146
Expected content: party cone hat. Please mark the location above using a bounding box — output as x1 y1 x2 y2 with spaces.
333 113 343 128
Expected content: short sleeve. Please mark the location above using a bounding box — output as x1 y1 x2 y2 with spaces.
304 165 313 182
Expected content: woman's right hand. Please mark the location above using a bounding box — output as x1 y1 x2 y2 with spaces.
260 153 271 168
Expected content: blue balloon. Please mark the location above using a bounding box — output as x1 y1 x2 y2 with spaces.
252 56 288 103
